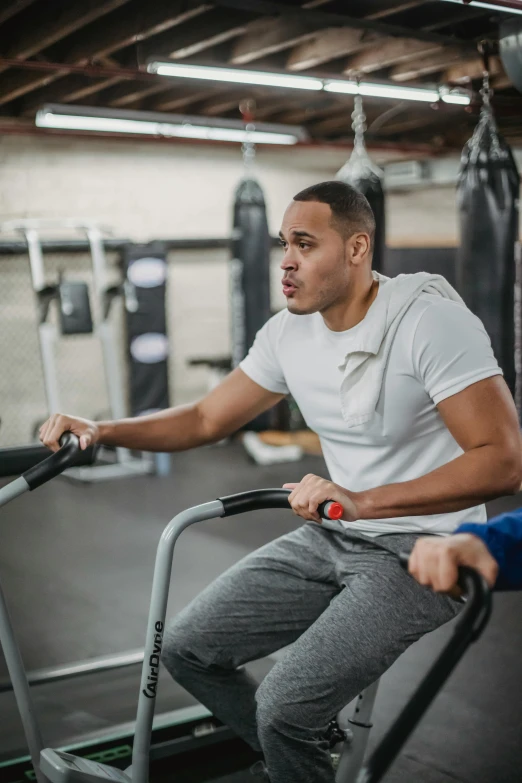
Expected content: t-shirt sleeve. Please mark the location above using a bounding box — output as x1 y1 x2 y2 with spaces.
239 313 289 395
412 298 502 405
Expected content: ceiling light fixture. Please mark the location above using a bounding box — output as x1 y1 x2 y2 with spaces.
439 0 522 15
324 80 443 103
149 61 470 105
147 61 323 91
35 105 306 145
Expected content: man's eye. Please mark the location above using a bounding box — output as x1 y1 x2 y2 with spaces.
279 241 287 249
299 242 309 249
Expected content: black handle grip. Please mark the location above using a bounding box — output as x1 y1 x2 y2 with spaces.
23 433 96 490
219 489 343 520
360 553 492 783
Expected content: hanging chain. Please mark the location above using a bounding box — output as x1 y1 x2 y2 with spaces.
478 40 494 117
242 123 256 171
351 93 367 150
480 69 492 113
240 98 256 173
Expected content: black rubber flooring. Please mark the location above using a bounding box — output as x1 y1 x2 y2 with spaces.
0 441 521 782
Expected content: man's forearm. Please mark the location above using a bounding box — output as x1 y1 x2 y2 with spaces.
97 403 215 452
356 445 521 520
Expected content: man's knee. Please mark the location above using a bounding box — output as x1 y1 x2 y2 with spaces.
256 670 329 741
161 610 236 678
161 612 207 677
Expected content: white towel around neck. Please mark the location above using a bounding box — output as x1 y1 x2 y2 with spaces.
337 272 464 428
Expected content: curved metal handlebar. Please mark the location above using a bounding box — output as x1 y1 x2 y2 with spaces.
22 433 96 490
218 488 344 521
358 555 492 783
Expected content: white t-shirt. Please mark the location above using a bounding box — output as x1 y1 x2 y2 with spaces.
240 293 502 536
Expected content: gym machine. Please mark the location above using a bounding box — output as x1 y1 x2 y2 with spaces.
0 440 491 783
0 219 154 481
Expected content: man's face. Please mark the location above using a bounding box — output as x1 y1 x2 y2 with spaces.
279 200 353 316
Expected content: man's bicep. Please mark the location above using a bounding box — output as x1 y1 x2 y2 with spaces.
197 368 285 441
437 375 520 453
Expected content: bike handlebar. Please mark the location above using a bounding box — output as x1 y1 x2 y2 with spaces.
218 488 343 521
22 433 96 490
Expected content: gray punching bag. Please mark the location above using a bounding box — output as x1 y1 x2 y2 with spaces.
456 83 520 396
336 95 386 273
230 177 272 430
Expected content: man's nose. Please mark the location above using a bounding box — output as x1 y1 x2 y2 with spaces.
280 248 297 270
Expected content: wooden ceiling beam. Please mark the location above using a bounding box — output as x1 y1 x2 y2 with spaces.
390 47 465 82
444 56 503 84
63 0 211 64
0 0 38 27
345 37 445 75
230 16 319 65
19 74 117 115
0 70 68 106
210 0 475 48
0 1 210 106
151 85 224 113
5 0 130 61
287 27 381 71
128 7 256 64
366 1 429 20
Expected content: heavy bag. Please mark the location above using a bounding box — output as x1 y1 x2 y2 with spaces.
230 178 272 430
336 144 386 273
122 241 170 416
456 107 520 396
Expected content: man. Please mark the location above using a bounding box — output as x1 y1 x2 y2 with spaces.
39 182 522 783
408 509 522 592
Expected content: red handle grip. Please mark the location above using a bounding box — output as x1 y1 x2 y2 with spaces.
318 500 344 520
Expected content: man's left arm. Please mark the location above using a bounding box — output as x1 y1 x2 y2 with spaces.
285 376 522 523
355 375 522 520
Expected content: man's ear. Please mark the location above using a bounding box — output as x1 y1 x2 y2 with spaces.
348 232 371 266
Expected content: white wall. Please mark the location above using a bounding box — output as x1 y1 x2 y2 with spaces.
0 133 496 443
0 134 463 244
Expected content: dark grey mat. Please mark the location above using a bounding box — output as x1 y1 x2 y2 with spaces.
1 441 521 782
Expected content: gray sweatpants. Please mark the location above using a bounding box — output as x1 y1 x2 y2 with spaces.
162 522 460 783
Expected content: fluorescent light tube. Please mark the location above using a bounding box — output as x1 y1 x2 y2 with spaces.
325 80 439 102
439 0 522 15
148 61 323 91
441 92 471 105
35 108 300 144
163 124 298 144
36 112 159 134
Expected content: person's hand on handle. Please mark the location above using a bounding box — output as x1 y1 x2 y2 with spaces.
39 414 100 452
283 474 360 523
408 534 499 594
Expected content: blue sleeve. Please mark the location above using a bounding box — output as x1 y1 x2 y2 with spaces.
456 508 522 590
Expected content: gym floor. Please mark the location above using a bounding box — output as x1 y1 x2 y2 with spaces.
1 442 521 783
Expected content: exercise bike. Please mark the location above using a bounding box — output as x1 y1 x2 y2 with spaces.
0 436 492 783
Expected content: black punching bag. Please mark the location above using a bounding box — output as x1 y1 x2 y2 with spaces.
230 177 272 430
336 96 386 273
123 241 170 416
456 100 520 395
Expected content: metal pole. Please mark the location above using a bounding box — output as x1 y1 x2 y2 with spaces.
23 228 62 414
336 680 380 783
0 648 144 694
0 476 30 508
86 227 130 464
0 538 48 783
131 500 225 783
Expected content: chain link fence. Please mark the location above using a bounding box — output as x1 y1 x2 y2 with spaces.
0 242 282 447
0 248 121 446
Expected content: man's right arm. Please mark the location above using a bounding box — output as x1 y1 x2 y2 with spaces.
39 368 285 453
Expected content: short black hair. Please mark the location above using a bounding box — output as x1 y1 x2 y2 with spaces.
293 180 375 248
